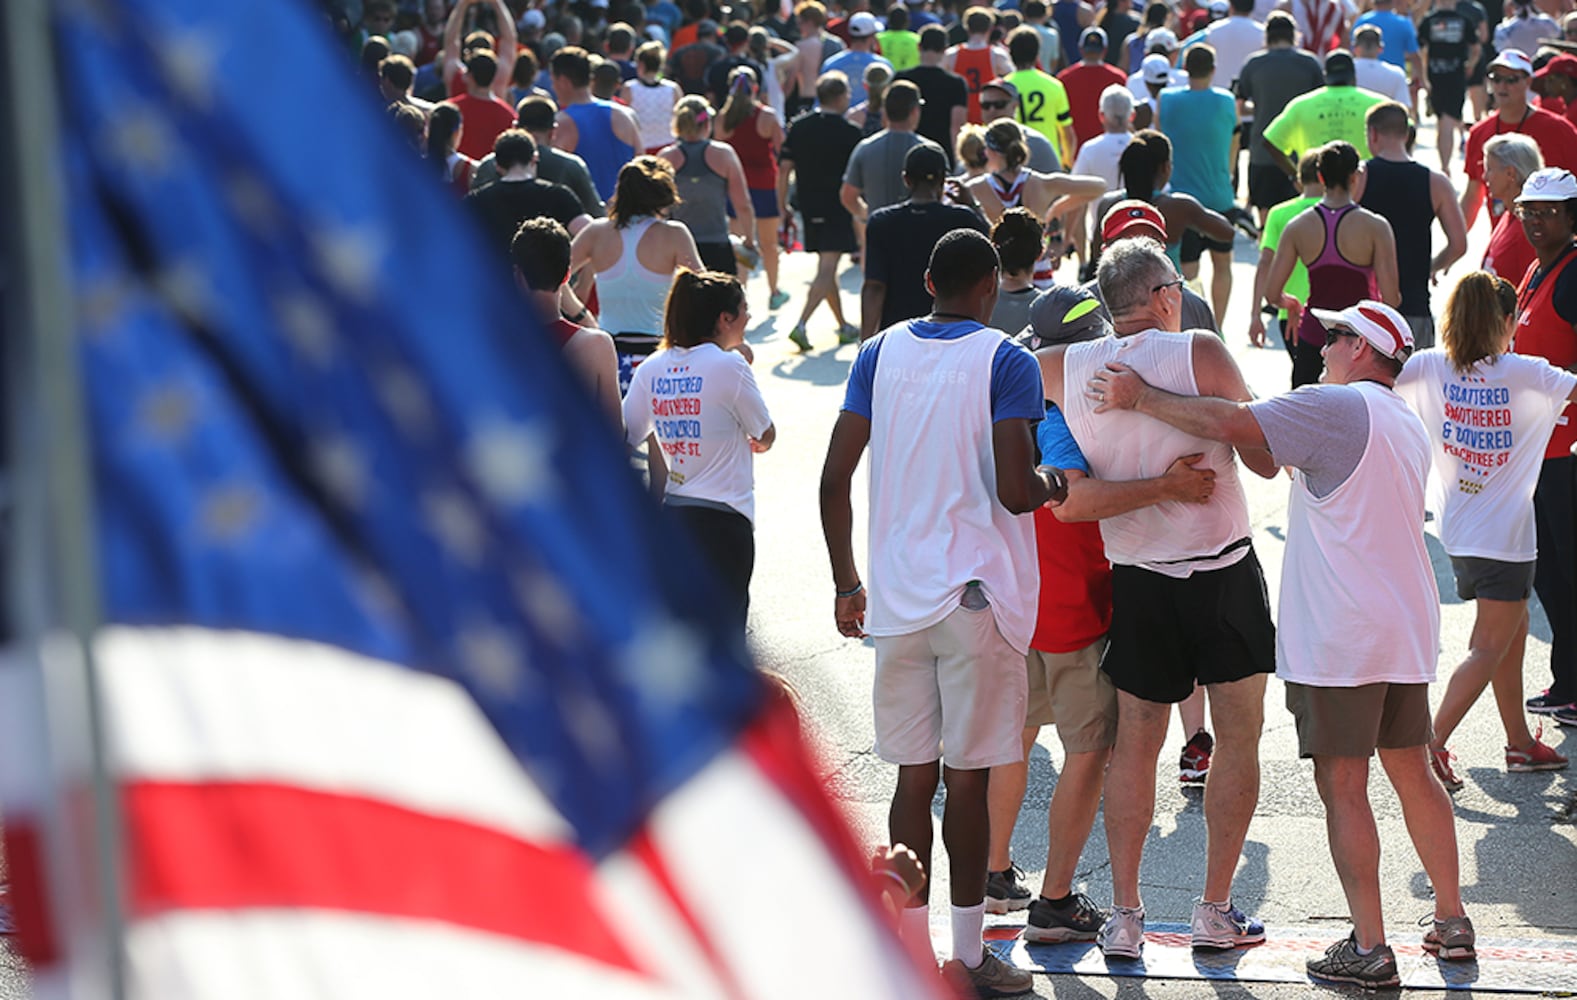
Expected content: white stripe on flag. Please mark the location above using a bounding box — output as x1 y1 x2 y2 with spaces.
95 627 570 843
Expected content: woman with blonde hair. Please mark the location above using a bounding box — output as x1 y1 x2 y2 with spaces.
570 156 703 393
963 120 1105 286
620 41 681 154
955 123 990 181
622 269 774 634
847 62 892 137
1395 270 1577 792
661 95 757 278
714 66 789 308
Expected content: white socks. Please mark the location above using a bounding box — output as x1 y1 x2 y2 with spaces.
898 904 930 948
951 902 986 968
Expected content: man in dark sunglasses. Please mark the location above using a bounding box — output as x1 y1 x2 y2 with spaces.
1461 48 1577 231
1089 298 1474 989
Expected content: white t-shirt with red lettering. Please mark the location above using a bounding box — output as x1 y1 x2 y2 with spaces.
1396 349 1577 562
623 342 773 523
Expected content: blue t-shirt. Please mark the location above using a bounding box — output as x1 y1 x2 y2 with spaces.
841 319 1045 423
1036 404 1090 473
822 50 893 106
1159 87 1238 212
1352 10 1419 67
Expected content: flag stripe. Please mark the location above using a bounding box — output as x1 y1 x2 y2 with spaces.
97 627 571 842
124 780 643 974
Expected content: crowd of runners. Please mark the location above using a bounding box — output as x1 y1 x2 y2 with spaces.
339 0 1577 993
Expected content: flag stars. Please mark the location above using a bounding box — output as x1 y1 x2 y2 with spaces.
422 488 487 565
199 484 264 543
310 434 371 509
135 384 197 443
108 107 179 177
457 621 527 700
620 617 708 711
275 291 337 367
513 567 580 643
465 419 557 508
77 274 131 337
154 259 214 325
375 362 435 438
155 28 222 107
311 223 386 303
226 172 280 237
560 687 623 766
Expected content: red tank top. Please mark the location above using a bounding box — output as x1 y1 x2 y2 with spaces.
955 46 996 122
727 106 779 190
1515 244 1577 458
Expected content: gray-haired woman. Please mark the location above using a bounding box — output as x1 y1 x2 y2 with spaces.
1482 133 1544 282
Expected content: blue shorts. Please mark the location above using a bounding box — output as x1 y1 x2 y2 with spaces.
727 189 779 220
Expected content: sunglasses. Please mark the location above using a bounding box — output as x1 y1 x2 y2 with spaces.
1487 72 1527 84
1515 203 1565 220
1324 326 1359 346
1152 277 1185 293
979 99 1011 110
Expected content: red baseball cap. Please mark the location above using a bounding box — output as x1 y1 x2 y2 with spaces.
1533 53 1577 93
1102 200 1167 244
1310 300 1413 360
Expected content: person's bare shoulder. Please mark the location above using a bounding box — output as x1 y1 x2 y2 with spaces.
1037 343 1070 405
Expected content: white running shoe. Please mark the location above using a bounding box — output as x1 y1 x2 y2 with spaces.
1098 905 1145 959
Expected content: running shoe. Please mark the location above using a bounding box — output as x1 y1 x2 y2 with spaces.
1023 892 1104 943
940 951 1033 997
1430 745 1464 792
985 864 1032 914
837 323 860 344
1421 914 1476 961
1306 933 1400 988
1554 705 1577 727
768 289 791 310
1097 905 1145 960
1190 899 1266 949
787 325 812 352
1526 691 1573 715
1507 728 1568 773
1179 730 1213 786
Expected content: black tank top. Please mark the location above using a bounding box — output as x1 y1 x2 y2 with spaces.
1359 158 1434 317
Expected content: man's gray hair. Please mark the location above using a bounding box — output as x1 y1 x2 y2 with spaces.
1485 133 1544 186
1099 83 1134 123
1098 238 1176 317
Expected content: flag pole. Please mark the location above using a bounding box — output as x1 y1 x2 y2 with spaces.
0 1 129 997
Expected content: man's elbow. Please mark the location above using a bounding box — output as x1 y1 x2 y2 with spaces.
997 482 1039 515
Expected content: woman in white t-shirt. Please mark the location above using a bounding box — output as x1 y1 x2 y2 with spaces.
1395 271 1577 791
623 269 776 633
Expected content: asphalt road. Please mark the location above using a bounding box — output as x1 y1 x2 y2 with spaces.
744 121 1577 997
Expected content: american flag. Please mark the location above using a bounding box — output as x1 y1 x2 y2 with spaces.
0 1 937 996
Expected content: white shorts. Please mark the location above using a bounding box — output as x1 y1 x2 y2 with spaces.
872 603 1028 770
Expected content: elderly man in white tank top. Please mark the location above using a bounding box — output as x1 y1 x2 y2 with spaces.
1090 299 1474 988
1035 238 1281 961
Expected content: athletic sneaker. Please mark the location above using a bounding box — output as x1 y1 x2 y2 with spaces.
1190 899 1266 949
787 325 812 352
1554 705 1577 727
1430 745 1464 792
985 864 1033 914
769 289 791 310
1179 730 1213 786
1526 691 1573 715
1421 914 1476 961
1506 731 1568 773
1097 905 1145 959
1306 934 1400 988
1024 892 1104 943
940 951 1033 997
837 323 860 344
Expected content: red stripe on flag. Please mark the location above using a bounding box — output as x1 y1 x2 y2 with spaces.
123 780 646 976
2 820 59 968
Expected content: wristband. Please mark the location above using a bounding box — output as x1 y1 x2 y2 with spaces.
875 868 911 898
836 582 864 599
568 308 590 324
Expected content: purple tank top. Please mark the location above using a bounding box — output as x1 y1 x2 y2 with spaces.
1297 203 1378 347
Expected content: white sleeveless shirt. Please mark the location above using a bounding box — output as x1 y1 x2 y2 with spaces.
1061 329 1251 577
1277 382 1439 686
867 323 1039 653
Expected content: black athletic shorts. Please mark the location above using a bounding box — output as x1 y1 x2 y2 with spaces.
803 213 857 253
696 240 737 274
1430 73 1466 121
1180 225 1234 263
1248 162 1298 210
1102 547 1276 704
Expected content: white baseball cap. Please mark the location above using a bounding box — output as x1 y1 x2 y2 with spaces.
1488 49 1535 77
849 11 881 36
1142 53 1173 84
1516 167 1577 202
1147 28 1179 51
1309 301 1413 360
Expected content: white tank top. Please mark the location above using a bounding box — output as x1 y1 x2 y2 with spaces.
597 217 673 336
866 323 1040 652
1277 382 1439 686
627 78 678 150
1062 329 1251 576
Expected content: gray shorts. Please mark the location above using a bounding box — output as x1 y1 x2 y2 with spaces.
1450 556 1536 601
1286 681 1433 758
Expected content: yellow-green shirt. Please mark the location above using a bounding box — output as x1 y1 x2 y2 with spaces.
1005 68 1072 163
1260 85 1386 161
876 30 921 72
1261 195 1320 320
